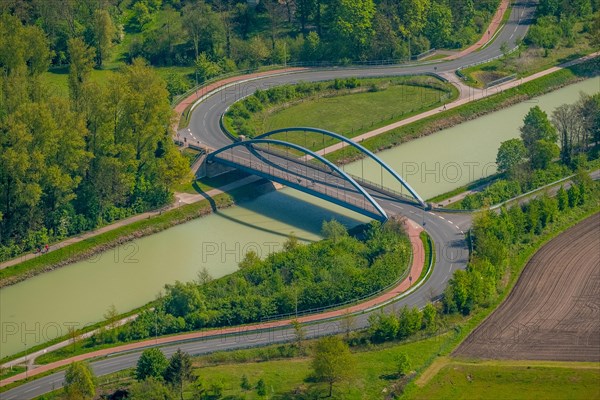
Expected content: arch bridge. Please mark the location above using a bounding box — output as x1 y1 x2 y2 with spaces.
206 127 426 222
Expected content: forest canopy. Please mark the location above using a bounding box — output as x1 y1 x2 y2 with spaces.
0 14 187 259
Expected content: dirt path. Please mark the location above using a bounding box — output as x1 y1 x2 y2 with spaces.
454 213 600 362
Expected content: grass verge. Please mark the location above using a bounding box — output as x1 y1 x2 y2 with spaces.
410 361 600 400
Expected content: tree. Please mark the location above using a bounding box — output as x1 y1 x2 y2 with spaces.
164 349 194 400
263 0 285 50
328 0 376 58
195 52 222 83
67 37 95 109
291 319 306 351
321 219 348 242
496 139 526 175
556 186 568 211
311 336 355 397
421 303 437 332
552 104 580 166
136 348 169 381
241 374 252 390
164 281 204 319
529 139 559 170
256 378 267 396
567 184 581 208
396 353 411 377
424 2 453 48
520 106 558 154
129 377 174 400
296 0 316 34
91 9 115 67
368 312 399 342
64 361 95 400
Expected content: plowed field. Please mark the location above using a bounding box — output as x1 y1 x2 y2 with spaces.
455 213 600 361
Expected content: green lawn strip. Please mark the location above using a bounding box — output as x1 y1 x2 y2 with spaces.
64 335 451 400
0 366 26 381
251 83 456 147
224 76 457 145
325 60 598 165
411 362 599 400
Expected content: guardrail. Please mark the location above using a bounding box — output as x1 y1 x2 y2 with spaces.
455 45 519 81
171 55 451 108
485 73 517 88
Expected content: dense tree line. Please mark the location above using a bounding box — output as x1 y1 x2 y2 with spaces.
445 170 597 316
0 15 187 260
1 0 503 75
89 220 410 345
459 93 600 210
526 0 599 51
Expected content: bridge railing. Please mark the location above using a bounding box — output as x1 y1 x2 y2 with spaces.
213 152 380 215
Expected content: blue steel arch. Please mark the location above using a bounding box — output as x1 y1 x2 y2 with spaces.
207 138 389 221
255 127 426 207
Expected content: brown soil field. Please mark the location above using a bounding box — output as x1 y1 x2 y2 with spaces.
455 213 600 361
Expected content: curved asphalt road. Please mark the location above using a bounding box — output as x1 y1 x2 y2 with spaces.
1 2 534 398
183 0 535 149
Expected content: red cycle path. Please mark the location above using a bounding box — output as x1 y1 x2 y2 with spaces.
1 219 424 386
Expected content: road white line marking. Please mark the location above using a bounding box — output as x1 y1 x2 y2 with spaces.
209 102 218 111
390 204 404 210
428 212 435 215
449 263 453 273
438 215 445 220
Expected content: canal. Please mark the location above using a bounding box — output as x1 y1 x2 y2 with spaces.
0 77 597 359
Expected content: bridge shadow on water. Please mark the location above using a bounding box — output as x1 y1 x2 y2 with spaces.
215 187 367 241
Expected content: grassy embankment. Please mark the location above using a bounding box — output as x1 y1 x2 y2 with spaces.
461 18 596 88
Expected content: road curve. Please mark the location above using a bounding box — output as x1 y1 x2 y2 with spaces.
0 2 536 398
182 0 536 149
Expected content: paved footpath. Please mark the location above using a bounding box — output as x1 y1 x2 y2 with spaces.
0 219 423 386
